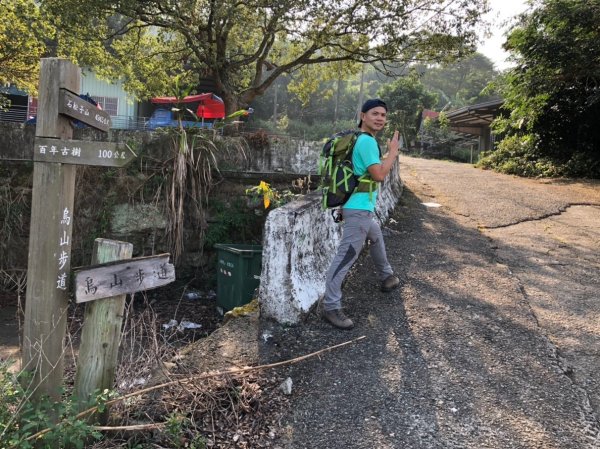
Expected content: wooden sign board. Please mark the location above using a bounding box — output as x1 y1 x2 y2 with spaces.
34 137 136 167
74 254 175 303
58 89 111 132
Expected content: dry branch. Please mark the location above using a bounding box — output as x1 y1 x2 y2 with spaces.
26 335 366 441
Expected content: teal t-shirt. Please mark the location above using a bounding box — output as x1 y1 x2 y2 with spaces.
343 133 381 212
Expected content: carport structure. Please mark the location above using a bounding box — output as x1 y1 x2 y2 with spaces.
445 99 504 152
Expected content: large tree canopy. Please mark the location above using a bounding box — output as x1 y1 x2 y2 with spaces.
491 0 600 175
41 0 490 112
0 0 54 101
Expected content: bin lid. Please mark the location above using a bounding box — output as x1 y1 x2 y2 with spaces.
214 243 263 255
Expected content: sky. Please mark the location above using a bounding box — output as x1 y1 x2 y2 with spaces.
477 0 530 70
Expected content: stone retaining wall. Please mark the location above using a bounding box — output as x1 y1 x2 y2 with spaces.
0 122 320 273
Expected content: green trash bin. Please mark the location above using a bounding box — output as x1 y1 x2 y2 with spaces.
214 244 262 312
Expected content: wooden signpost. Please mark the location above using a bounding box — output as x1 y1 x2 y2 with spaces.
22 59 81 404
21 58 149 406
72 240 174 418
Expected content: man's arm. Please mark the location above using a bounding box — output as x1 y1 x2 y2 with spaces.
367 130 400 182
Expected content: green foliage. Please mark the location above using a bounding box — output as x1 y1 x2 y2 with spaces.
0 363 106 448
478 134 600 178
287 61 362 106
0 0 55 96
40 0 489 111
419 53 500 110
490 0 600 178
204 199 262 249
378 74 438 144
419 114 452 143
164 413 207 448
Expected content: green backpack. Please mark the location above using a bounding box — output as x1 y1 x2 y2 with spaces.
318 130 378 209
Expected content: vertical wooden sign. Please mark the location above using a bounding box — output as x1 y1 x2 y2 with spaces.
22 59 80 403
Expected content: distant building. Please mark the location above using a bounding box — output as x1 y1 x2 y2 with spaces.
1 70 222 130
1 71 141 129
444 99 504 152
81 71 140 129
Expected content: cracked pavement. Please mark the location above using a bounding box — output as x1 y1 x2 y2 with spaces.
263 156 600 448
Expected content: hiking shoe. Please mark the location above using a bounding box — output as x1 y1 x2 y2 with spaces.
381 275 400 292
322 309 354 330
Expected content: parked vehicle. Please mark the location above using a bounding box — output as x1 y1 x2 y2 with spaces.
147 93 225 130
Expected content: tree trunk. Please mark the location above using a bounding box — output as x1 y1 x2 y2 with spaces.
221 91 239 116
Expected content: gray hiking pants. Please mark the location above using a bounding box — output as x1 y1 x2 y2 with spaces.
323 209 393 311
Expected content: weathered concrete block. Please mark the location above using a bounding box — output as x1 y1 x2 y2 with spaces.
111 203 167 235
259 159 403 324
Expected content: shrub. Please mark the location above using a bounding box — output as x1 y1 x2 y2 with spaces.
478 134 560 177
478 134 600 178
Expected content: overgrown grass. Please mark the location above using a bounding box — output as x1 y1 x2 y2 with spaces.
161 126 247 264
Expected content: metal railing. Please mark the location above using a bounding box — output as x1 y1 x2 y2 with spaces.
109 115 150 130
0 104 30 123
0 109 305 138
0 106 150 130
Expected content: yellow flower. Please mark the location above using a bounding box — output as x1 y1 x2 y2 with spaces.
258 181 272 208
259 180 270 192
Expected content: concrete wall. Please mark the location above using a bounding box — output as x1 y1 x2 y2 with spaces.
244 135 321 174
259 159 403 324
0 122 320 273
0 122 319 174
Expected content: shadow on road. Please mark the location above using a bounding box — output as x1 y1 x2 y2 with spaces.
259 186 598 448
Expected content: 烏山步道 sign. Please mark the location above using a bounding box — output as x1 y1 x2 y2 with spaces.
74 253 175 303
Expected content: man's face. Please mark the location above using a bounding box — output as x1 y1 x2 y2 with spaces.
360 106 387 133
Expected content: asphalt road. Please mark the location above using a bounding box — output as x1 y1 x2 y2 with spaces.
264 156 600 449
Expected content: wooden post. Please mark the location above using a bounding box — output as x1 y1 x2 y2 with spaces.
22 59 80 402
74 238 132 418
